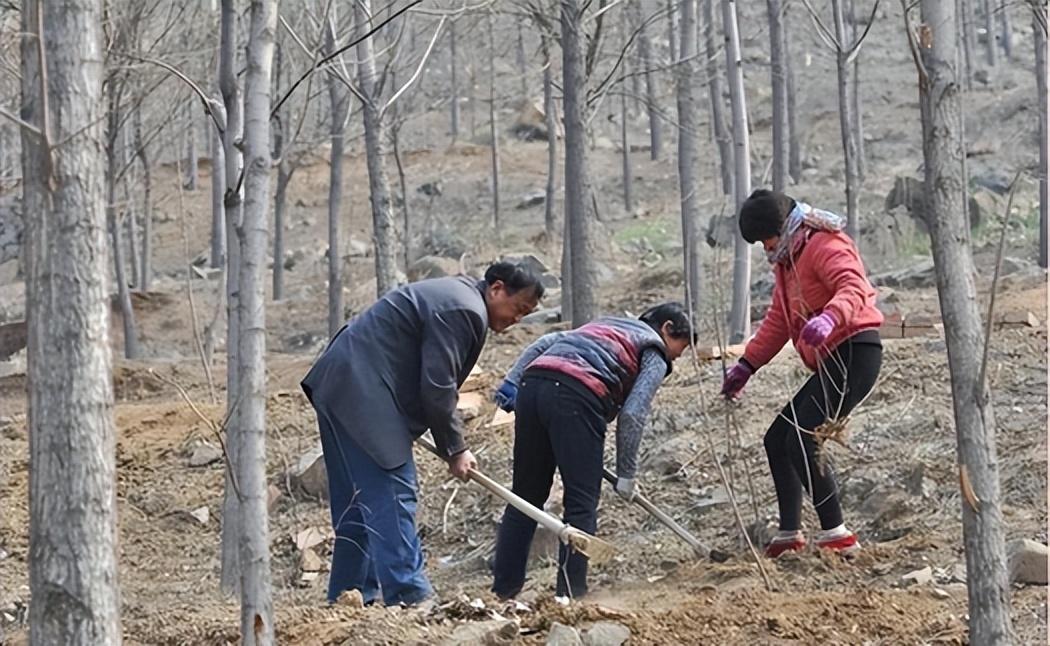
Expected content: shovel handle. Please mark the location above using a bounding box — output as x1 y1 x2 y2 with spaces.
416 436 576 542
603 468 710 558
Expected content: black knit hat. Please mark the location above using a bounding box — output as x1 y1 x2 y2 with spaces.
738 189 796 244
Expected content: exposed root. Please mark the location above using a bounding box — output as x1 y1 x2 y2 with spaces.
813 416 851 475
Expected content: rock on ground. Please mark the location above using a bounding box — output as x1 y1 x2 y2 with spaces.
291 444 328 500
583 621 631 646
547 622 584 646
187 443 223 468
444 619 518 645
1007 539 1048 585
408 255 462 282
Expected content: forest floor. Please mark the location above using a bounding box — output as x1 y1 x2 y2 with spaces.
0 2 1047 644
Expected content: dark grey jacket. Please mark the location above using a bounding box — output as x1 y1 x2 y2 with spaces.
301 276 489 469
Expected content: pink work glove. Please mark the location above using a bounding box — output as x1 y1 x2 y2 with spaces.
721 362 754 400
800 312 837 346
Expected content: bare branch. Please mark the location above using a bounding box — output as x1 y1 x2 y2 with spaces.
899 0 929 82
0 106 42 138
844 0 882 64
977 170 1023 395
279 13 368 106
111 51 226 135
1029 0 1048 34
586 2 673 106
408 0 498 17
35 0 53 186
799 0 842 50
380 15 447 118
271 0 422 117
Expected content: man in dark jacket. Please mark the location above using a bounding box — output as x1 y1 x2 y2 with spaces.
301 262 543 606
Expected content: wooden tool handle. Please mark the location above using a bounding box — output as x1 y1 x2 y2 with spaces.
602 468 710 557
416 436 573 541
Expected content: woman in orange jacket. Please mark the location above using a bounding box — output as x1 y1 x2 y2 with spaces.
721 189 883 558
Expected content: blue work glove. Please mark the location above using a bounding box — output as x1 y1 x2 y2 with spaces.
493 380 518 412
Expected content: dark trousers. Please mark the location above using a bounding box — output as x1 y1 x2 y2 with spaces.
491 374 607 599
315 409 432 606
764 334 882 531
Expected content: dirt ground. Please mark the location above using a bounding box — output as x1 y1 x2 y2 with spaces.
1 2 1047 644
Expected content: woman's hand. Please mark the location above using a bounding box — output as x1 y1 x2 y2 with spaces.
721 362 754 400
493 380 518 412
800 312 837 346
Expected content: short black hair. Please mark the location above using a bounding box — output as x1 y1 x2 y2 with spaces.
484 261 545 299
739 189 796 244
639 301 696 342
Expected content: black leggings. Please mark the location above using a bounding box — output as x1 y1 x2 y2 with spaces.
764 334 882 531
491 373 607 599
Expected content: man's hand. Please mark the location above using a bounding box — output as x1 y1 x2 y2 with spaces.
447 449 477 481
614 477 636 502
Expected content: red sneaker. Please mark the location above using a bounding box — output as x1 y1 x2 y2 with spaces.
815 531 861 556
764 535 806 558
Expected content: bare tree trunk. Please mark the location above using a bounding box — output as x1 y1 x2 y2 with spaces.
210 119 226 269
516 21 529 102
185 100 199 190
677 0 701 316
449 19 460 142
542 34 558 239
667 0 678 63
271 44 288 302
219 0 245 596
1036 10 1047 268
561 205 573 317
618 8 632 209
767 0 788 192
488 13 502 230
848 0 865 181
914 3 1014 642
134 105 154 288
959 0 977 90
981 0 997 67
703 0 734 197
236 1 277 642
620 89 633 213
831 0 860 239
998 4 1013 60
357 0 400 296
107 92 141 359
324 20 349 338
629 43 642 116
469 63 478 139
562 0 599 325
632 1 663 160
785 4 801 183
723 0 751 343
272 162 291 300
20 0 122 642
109 206 140 358
122 130 140 291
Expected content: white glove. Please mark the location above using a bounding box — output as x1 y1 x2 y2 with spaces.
614 477 636 502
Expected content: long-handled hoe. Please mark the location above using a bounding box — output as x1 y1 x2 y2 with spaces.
602 469 727 561
416 435 616 564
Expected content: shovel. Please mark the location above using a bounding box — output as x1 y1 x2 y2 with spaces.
416 436 616 564
602 468 716 560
